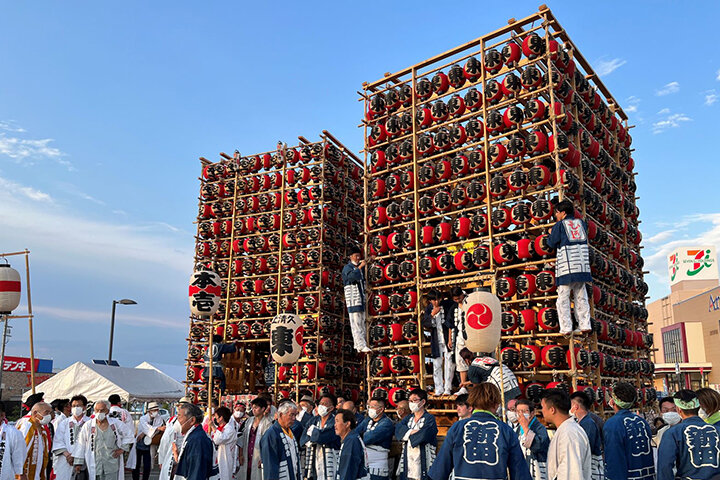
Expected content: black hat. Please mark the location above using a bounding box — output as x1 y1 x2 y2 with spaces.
23 392 44 412
349 245 361 256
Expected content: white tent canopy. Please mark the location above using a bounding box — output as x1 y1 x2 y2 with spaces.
22 362 184 403
135 361 187 384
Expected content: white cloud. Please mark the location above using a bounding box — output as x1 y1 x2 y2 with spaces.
0 177 54 203
0 121 72 170
626 105 638 113
645 229 677 245
655 81 680 96
644 214 720 294
33 305 186 330
716 69 720 81
625 96 640 114
652 110 692 134
705 90 718 106
0 175 192 284
595 57 627 77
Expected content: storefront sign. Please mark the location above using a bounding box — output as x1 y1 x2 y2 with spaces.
2 356 53 373
668 246 718 285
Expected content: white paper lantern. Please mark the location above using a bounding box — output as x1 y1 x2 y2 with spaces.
188 269 222 317
462 290 502 354
270 313 303 364
0 264 21 314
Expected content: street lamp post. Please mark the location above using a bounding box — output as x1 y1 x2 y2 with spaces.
109 299 137 363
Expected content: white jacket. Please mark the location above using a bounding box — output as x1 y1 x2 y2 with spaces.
157 417 183 480
52 415 90 480
0 423 27 480
212 422 238 480
74 418 134 480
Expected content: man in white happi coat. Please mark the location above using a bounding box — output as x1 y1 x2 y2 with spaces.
16 401 53 480
157 397 191 480
133 402 166 480
541 389 590 480
107 394 135 469
0 400 28 480
52 395 90 480
210 406 237 480
73 400 134 480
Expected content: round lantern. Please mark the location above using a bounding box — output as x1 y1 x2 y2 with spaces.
516 273 537 297
189 269 222 317
462 291 502 354
495 276 516 299
537 307 559 331
501 347 521 370
270 314 303 364
524 382 545 403
521 345 541 369
371 356 390 376
520 308 536 332
388 388 408 407
541 345 566 369
501 310 519 333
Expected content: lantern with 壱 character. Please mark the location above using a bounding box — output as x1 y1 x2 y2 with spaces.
188 269 222 317
270 313 304 364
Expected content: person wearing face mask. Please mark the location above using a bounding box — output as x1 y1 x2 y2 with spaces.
696 388 720 426
238 397 271 480
73 400 134 480
654 396 680 447
51 399 70 431
429 383 531 480
603 382 655 480
356 398 394 480
300 393 341 480
0 401 26 480
454 394 472 421
158 398 192 480
297 395 316 430
107 395 136 470
334 409 370 480
569 392 602 480
16 400 53 480
512 399 549 480
395 388 437 480
133 402 166 480
209 407 237 480
53 395 90 480
260 401 302 480
658 389 720 480
342 246 373 353
172 403 217 480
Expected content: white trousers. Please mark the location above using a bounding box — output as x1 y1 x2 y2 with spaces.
349 311 369 350
556 282 591 333
432 349 455 393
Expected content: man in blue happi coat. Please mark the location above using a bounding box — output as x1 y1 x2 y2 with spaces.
300 394 341 480
547 199 592 336
428 383 531 480
603 382 655 480
395 388 437 480
514 398 549 480
335 409 370 480
658 389 720 480
342 245 372 353
570 391 604 480
260 401 302 480
357 397 394 480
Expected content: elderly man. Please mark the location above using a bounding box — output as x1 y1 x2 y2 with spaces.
73 400 134 480
172 403 216 480
53 395 90 480
357 397 394 480
16 401 53 480
341 400 365 427
158 398 191 480
134 402 166 480
335 409 369 480
260 401 302 480
0 401 28 480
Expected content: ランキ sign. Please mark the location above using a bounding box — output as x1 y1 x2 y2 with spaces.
668 246 718 285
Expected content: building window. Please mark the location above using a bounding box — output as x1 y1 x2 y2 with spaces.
663 328 684 363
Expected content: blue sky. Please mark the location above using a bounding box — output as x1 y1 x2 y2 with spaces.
1 1 719 370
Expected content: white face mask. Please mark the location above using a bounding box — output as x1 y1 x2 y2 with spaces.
72 406 84 418
699 408 708 420
524 413 531 420
233 411 242 418
302 407 310 414
663 411 682 426
506 411 518 423
150 411 158 418
173 419 184 434
95 412 106 422
317 405 330 417
409 401 422 413
368 408 379 419
40 414 52 425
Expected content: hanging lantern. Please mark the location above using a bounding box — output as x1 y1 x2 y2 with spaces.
189 269 222 317
521 345 541 369
462 290 502 354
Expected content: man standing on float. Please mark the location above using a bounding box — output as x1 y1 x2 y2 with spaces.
342 245 372 353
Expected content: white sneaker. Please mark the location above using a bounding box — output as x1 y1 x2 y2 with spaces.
443 390 452 396
453 387 468 396
360 346 372 353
